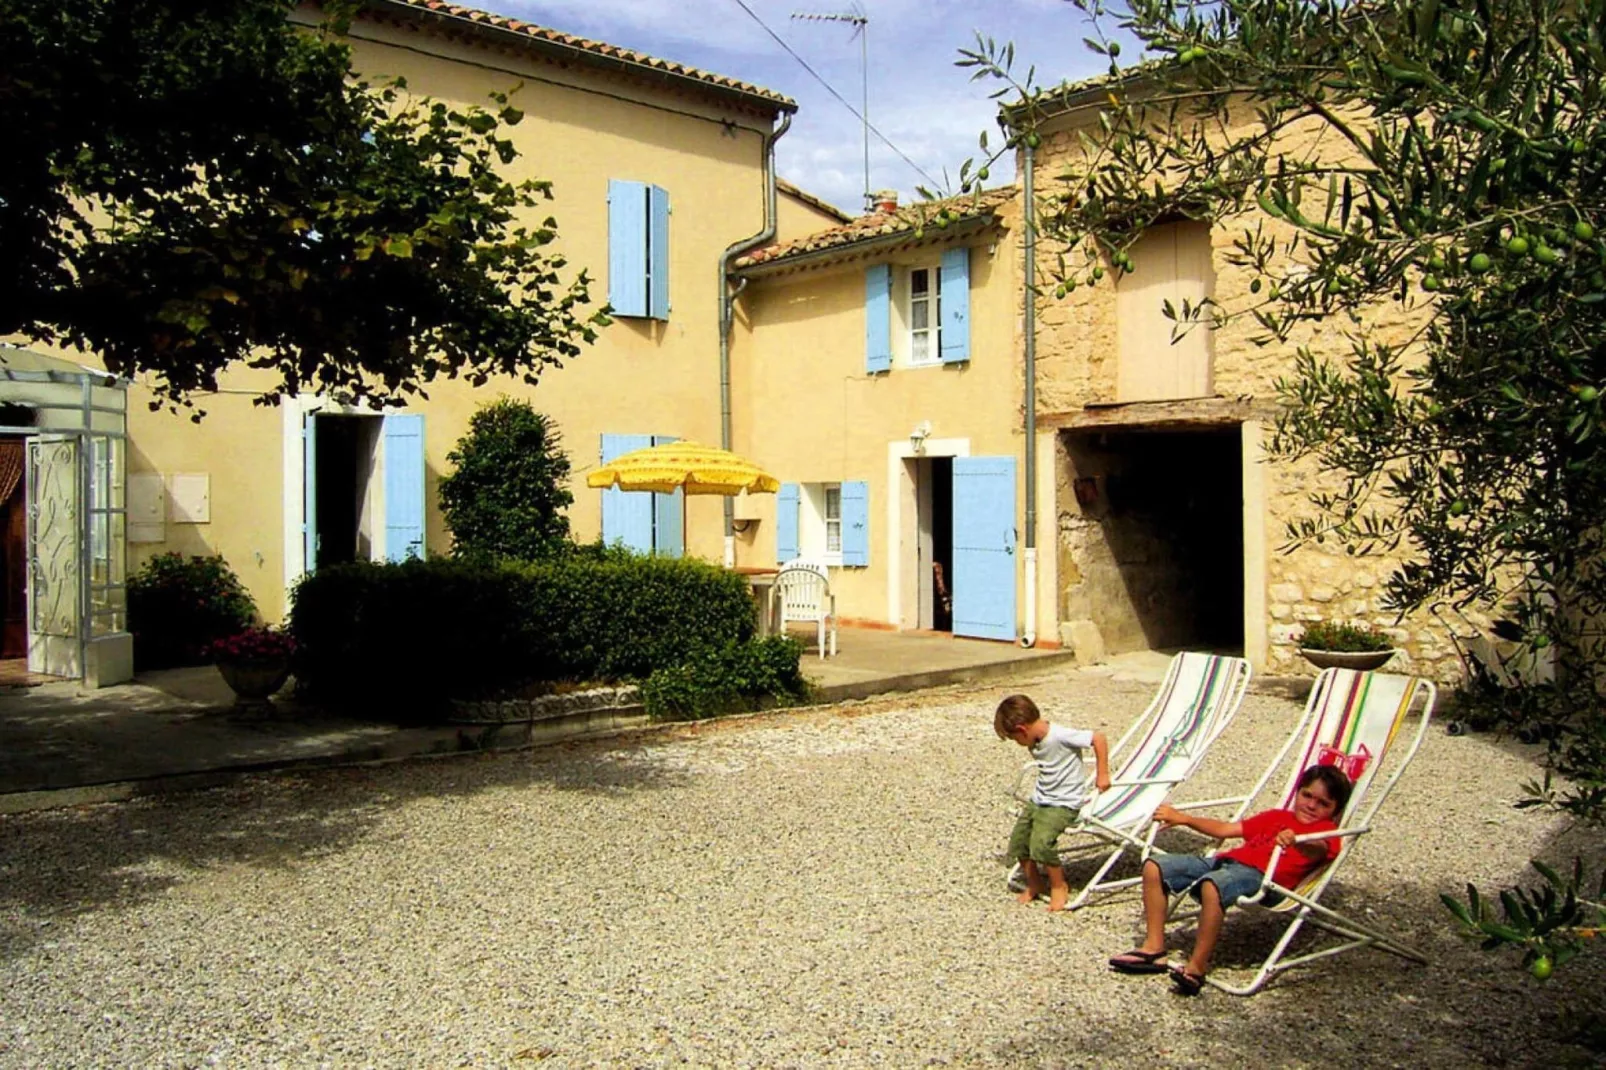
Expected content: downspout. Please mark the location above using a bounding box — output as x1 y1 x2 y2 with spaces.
1020 137 1038 647
719 112 793 567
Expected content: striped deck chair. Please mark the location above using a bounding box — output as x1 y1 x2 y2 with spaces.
1007 652 1251 911
1168 667 1438 995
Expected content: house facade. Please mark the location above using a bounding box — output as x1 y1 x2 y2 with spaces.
4 2 1467 684
1019 84 1460 679
728 189 1065 644
87 0 805 632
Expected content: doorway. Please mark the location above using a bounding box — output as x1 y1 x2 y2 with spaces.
312 414 383 567
914 455 954 631
1062 426 1244 653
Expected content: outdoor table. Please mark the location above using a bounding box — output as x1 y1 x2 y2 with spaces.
732 566 780 636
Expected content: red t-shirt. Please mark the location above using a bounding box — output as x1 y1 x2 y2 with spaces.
1222 809 1339 889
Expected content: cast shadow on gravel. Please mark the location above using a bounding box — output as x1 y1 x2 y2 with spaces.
992 823 1606 1068
0 734 689 961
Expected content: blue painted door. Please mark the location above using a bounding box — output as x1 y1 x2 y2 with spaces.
601 433 653 553
951 456 1017 641
384 414 426 561
302 412 318 573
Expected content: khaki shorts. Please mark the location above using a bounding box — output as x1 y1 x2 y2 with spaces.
1007 802 1078 866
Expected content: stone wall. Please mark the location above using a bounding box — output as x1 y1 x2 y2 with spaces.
1030 106 1464 682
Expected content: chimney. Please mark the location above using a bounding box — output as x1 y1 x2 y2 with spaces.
873 189 899 214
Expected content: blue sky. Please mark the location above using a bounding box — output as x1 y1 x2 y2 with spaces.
477 0 1126 215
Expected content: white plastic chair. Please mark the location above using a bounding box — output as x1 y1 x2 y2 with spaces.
775 563 837 658
1164 667 1438 995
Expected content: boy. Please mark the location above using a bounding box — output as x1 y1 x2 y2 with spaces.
995 693 1111 912
1106 763 1352 995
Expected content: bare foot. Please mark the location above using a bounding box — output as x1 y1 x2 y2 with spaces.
1016 885 1040 904
1047 887 1069 912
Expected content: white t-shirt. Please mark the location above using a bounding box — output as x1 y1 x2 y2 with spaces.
1030 723 1096 810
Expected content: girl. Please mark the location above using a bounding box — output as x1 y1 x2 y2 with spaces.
1106 763 1353 995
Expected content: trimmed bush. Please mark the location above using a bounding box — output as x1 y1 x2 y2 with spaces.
439 398 575 563
287 558 531 718
640 637 811 721
288 553 771 722
127 552 256 669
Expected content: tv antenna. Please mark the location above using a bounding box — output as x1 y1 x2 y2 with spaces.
791 7 871 212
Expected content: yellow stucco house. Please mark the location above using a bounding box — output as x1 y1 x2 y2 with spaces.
3 2 1461 686
727 75 1462 681
1 0 839 684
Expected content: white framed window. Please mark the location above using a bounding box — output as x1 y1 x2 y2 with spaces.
800 482 843 565
908 266 940 366
824 484 842 554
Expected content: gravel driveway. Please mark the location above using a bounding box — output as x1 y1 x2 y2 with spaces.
2 666 1603 1068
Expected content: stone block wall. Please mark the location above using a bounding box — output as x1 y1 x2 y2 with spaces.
1029 105 1464 682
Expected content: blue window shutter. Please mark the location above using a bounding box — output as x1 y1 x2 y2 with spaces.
864 264 892 373
302 413 318 574
601 433 653 553
651 433 683 558
383 413 426 561
841 480 870 566
648 185 670 320
940 246 971 364
608 179 647 318
775 482 800 564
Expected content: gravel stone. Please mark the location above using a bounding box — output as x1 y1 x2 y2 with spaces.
1 667 1602 1068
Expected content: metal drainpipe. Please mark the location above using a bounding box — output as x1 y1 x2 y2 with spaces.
1021 137 1038 647
719 113 792 567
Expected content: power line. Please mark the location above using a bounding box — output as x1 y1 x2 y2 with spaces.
727 0 942 195
792 10 869 211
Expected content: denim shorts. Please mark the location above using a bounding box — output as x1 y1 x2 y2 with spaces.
1153 854 1276 907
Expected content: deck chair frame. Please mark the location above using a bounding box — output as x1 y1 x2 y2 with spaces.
1164 667 1438 995
1007 651 1251 911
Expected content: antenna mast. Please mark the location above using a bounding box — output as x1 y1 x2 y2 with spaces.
791 8 870 213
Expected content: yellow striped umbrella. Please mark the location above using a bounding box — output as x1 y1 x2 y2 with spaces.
585 440 780 496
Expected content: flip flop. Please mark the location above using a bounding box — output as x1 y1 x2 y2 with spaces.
1107 949 1169 974
1169 965 1205 996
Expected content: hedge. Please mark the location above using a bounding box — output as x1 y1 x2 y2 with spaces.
287 554 767 720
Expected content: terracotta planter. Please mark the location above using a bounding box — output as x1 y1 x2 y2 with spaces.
1299 648 1398 672
216 659 291 706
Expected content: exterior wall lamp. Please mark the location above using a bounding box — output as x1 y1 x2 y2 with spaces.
909 420 932 454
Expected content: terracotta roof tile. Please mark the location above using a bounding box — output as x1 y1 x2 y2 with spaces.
735 187 1014 269
373 0 796 111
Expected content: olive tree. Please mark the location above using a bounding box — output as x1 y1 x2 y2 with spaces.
962 0 1605 974
2 0 606 412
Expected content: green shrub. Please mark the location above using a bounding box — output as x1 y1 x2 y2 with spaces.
521 554 756 681
287 558 532 720
127 552 257 669
288 553 765 723
438 399 574 562
1296 620 1393 652
641 637 811 721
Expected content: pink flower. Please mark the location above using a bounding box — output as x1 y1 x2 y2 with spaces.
206 627 296 662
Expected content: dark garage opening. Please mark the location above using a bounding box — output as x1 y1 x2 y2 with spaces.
1063 426 1244 653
